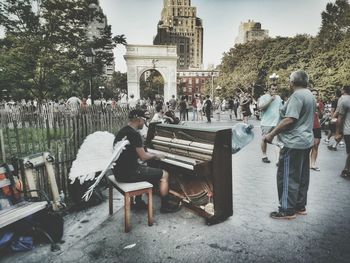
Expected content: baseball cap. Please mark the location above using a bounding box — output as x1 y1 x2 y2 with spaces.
128 109 150 120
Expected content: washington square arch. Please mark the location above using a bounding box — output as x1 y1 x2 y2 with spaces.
124 44 178 102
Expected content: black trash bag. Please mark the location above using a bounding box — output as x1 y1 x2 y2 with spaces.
33 211 64 243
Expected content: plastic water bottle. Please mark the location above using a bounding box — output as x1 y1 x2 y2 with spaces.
231 123 254 154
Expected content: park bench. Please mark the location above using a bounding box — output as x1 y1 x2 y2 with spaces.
0 165 48 229
0 155 63 251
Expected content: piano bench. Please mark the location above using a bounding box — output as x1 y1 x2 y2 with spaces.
107 175 153 233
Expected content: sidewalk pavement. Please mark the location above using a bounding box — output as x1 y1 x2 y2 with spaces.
2 118 350 263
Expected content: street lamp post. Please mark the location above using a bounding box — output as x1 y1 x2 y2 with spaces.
211 71 214 99
85 48 95 104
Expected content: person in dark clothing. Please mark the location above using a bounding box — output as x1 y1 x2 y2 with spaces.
240 93 252 124
228 96 234 120
203 95 212 123
179 96 187 121
325 89 342 148
113 109 180 213
233 96 239 119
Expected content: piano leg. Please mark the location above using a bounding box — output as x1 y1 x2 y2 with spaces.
206 213 229 226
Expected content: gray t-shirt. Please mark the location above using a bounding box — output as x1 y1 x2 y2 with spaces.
337 95 350 135
278 88 316 149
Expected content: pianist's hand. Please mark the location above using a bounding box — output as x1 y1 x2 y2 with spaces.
154 153 166 160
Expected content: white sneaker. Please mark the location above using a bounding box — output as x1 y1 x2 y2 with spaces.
324 138 330 143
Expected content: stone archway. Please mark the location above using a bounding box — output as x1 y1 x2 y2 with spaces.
124 44 178 102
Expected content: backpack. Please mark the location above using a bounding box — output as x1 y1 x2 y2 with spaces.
0 164 23 205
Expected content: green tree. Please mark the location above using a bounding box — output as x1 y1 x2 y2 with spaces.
108 71 127 99
0 0 124 101
217 1 350 99
140 70 164 100
318 0 350 49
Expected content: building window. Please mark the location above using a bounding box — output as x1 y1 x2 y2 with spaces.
189 79 192 84
188 88 192 93
183 87 186 92
195 78 199 84
180 44 185 53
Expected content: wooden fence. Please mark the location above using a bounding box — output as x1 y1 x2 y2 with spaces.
0 105 141 198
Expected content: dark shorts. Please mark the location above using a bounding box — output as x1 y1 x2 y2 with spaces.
313 128 321 139
344 135 350 154
329 123 336 133
115 165 163 185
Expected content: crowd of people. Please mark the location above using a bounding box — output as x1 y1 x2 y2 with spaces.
112 69 350 222
1 70 349 221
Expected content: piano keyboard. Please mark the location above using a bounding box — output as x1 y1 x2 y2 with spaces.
147 148 204 170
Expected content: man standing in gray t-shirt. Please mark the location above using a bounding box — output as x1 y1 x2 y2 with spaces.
335 86 350 178
264 70 316 219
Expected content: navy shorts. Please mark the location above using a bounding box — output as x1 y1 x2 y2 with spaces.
115 165 163 185
344 135 350 154
329 123 336 133
313 128 321 139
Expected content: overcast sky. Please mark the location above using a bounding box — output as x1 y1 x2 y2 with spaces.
100 0 334 72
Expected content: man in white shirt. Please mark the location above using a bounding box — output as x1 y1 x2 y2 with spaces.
258 84 283 163
66 96 81 111
86 95 92 106
128 94 138 109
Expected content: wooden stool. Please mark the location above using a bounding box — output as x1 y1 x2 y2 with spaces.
108 175 153 232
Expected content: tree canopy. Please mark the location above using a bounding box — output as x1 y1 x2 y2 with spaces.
0 0 126 101
217 0 350 100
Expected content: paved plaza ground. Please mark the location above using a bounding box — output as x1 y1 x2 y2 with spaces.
2 116 350 263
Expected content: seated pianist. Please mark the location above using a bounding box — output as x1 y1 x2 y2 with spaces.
112 109 180 213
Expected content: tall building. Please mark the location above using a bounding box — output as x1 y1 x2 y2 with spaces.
87 3 115 80
154 0 203 69
235 20 269 45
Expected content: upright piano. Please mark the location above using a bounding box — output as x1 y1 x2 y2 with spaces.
146 123 233 225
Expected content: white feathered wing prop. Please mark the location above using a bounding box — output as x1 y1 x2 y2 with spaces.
68 131 129 201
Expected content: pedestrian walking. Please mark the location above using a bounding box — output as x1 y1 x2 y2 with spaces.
335 86 350 179
228 96 234 120
233 96 240 120
325 89 342 146
191 95 198 121
203 95 212 123
310 89 324 171
264 70 316 219
179 96 187 121
240 93 252 124
169 95 177 111
197 97 203 121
